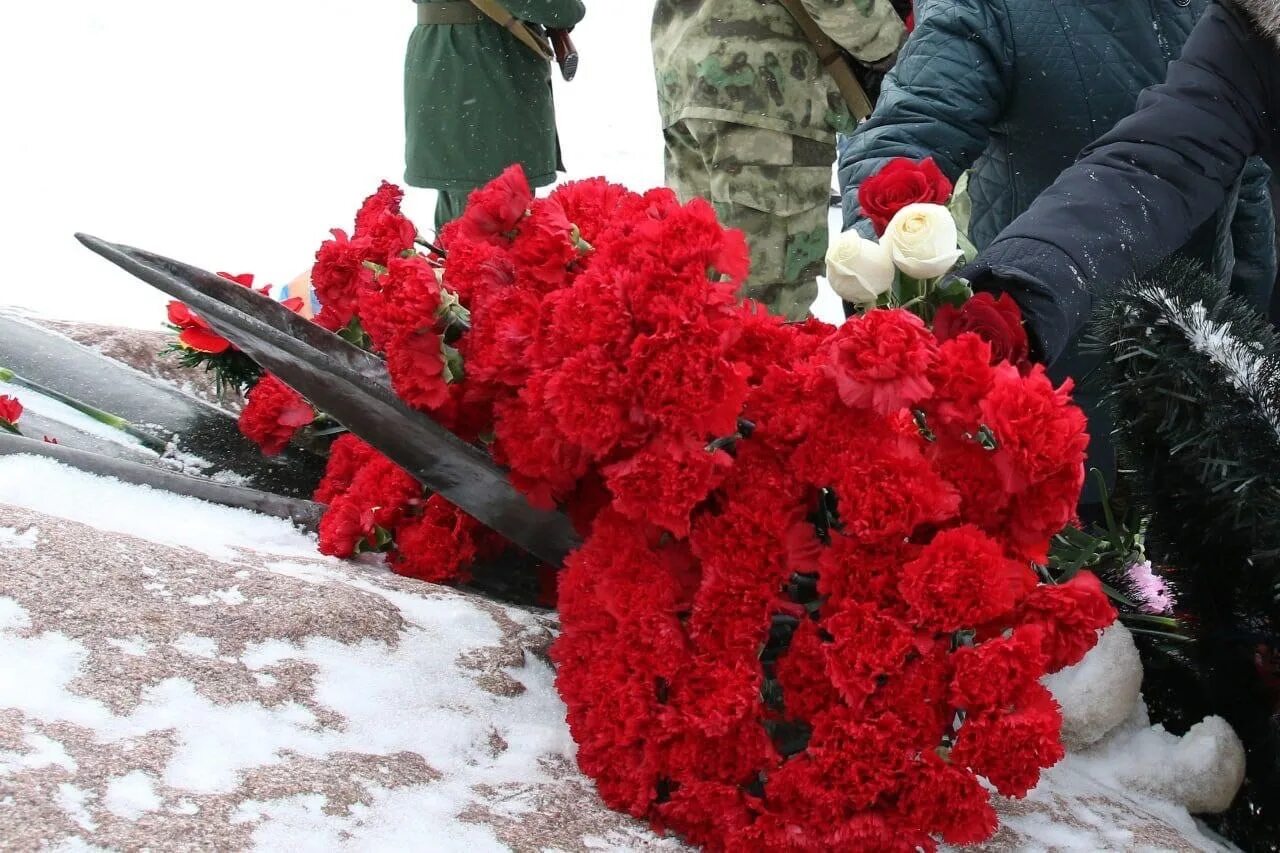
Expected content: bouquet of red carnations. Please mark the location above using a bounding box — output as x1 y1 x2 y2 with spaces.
165 163 1113 851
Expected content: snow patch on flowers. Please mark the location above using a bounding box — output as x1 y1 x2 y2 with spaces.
0 455 318 561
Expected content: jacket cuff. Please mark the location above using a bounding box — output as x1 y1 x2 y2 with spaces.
960 244 1079 366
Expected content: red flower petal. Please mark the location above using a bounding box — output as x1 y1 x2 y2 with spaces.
178 326 232 354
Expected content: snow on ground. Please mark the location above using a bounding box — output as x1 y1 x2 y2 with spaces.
0 455 316 561
0 525 39 550
0 457 635 851
0 452 1244 850
0 1 844 331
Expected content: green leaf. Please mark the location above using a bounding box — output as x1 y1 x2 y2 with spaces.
338 318 372 350
442 343 465 384
934 277 973 309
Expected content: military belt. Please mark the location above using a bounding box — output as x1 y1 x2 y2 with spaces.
417 2 488 25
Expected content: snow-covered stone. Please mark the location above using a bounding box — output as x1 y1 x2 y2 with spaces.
0 491 1238 852
1044 622 1246 815
0 323 1242 850
1046 623 1145 749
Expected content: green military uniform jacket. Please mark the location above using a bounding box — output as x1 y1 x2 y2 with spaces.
405 0 586 192
651 0 904 144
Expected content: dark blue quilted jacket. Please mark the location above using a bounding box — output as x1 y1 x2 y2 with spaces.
838 0 1277 499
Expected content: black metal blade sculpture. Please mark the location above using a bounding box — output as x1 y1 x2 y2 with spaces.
75 234 582 567
0 313 327 497
0 433 325 528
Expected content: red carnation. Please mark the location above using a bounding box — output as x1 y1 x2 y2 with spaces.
825 308 936 414
452 163 533 244
980 363 1088 495
858 157 953 235
934 292 1031 370
950 625 1048 711
314 434 377 505
238 374 314 456
775 618 842 721
317 499 365 557
354 181 417 263
391 495 485 584
926 333 996 427
0 395 22 428
1018 571 1116 671
317 452 423 558
544 347 635 459
547 177 632 245
311 228 374 327
359 255 443 353
628 326 749 439
951 682 1066 797
824 602 917 705
384 331 451 412
900 525 1033 632
603 437 733 538
462 286 543 388
899 752 997 845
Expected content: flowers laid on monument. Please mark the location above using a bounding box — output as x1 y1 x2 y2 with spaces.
825 231 896 306
1126 559 1177 616
857 156 953 235
164 272 305 393
829 157 978 319
161 168 1113 851
0 395 23 434
882 202 966 279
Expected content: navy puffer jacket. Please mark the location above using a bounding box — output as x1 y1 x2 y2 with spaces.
839 0 1276 497
840 0 1273 305
966 0 1280 362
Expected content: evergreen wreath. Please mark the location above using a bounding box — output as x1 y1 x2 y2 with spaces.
1093 258 1280 850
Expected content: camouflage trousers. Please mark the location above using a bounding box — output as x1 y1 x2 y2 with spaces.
663 119 833 320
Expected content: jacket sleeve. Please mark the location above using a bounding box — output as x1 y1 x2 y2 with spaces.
1229 156 1277 311
961 1 1273 364
837 0 1014 236
501 0 585 29
800 0 905 63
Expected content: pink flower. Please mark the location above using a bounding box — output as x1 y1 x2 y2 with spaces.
1127 559 1176 615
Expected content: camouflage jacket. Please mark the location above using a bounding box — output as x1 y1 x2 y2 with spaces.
652 0 905 142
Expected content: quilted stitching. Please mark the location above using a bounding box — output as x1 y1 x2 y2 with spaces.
841 0 1201 250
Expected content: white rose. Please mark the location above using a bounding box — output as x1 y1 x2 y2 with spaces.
883 203 964 280
825 230 896 306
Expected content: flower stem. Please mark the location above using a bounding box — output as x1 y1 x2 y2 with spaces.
0 367 166 452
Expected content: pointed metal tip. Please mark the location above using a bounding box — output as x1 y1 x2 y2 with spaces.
75 233 126 263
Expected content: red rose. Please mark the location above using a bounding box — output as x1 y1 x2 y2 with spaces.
858 157 953 235
934 292 1031 370
0 395 22 427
